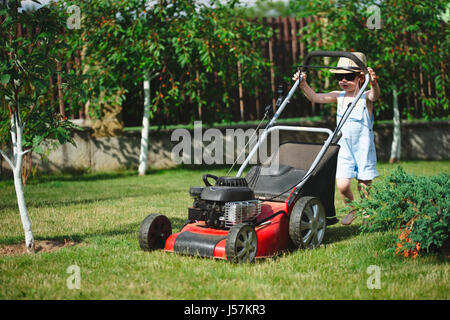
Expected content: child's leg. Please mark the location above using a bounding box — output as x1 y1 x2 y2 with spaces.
357 180 372 220
337 178 354 203
337 178 358 225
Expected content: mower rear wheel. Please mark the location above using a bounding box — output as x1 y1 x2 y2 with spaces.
139 213 172 251
289 197 326 249
226 224 258 263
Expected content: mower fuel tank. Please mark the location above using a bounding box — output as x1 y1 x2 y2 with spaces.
194 176 255 202
200 186 254 202
200 177 255 202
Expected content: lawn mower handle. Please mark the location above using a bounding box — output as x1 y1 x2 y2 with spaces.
234 74 303 178
302 51 369 75
236 51 370 199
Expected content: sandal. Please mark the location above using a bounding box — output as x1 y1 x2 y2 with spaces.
341 211 356 225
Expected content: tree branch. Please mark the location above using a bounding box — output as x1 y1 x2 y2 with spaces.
21 148 33 157
0 149 14 170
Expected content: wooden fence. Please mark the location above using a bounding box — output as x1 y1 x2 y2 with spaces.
244 16 320 121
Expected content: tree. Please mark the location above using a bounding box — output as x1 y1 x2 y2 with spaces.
290 0 448 161
0 0 82 252
77 0 272 175
139 70 159 176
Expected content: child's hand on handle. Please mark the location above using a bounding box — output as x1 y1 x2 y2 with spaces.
366 67 377 85
292 71 307 88
365 67 380 102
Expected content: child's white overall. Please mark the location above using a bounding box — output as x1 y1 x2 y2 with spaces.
336 91 378 181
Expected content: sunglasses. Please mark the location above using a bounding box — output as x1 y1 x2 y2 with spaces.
334 73 359 81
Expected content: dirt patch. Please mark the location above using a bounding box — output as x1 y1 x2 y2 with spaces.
0 240 78 256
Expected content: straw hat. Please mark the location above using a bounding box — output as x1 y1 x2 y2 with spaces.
330 52 367 74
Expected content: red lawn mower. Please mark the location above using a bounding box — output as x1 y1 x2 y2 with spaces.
139 51 370 262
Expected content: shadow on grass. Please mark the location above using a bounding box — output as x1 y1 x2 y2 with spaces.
57 216 188 243
324 224 361 245
13 164 233 185
0 225 134 246
29 170 144 184
0 196 122 210
1 183 185 210
0 216 189 247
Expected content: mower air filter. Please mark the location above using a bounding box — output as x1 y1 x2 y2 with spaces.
224 200 260 228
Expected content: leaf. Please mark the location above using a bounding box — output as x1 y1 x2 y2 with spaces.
0 74 10 84
32 135 44 147
33 145 44 155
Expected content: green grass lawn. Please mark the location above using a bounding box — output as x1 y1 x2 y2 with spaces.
0 161 449 300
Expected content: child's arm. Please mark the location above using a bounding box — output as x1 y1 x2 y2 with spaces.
366 67 380 102
293 71 339 104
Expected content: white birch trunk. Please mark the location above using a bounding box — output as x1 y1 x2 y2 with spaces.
389 87 401 163
1 111 35 252
138 71 159 176
138 72 151 176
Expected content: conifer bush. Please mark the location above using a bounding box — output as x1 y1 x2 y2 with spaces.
350 167 449 258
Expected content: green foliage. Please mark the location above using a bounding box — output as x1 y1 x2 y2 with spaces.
350 167 450 255
77 0 272 124
0 1 84 153
289 0 449 120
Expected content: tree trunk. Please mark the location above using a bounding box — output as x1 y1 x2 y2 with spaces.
138 71 159 176
2 111 35 252
13 167 34 252
389 87 401 163
237 60 244 121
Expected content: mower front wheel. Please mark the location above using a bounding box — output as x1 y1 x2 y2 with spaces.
226 224 258 263
139 213 172 251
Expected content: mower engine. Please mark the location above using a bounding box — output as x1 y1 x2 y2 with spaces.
188 176 260 229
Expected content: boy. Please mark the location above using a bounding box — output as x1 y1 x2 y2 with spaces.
292 52 380 225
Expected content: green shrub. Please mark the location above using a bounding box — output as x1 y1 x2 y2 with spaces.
350 167 449 256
